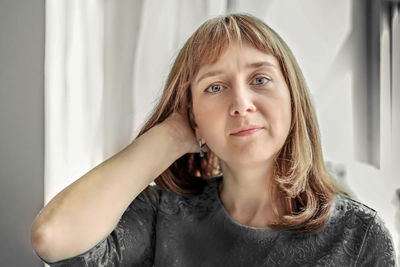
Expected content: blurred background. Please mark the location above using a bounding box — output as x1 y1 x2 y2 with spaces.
0 0 399 265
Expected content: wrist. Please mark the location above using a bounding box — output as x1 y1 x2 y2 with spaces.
152 123 189 158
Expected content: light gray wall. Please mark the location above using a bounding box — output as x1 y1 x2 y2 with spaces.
0 0 44 266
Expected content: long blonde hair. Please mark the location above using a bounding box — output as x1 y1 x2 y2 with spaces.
138 13 349 234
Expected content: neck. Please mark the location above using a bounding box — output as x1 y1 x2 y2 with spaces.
219 160 279 227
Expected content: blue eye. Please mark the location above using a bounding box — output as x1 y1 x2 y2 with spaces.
206 84 223 93
252 77 269 85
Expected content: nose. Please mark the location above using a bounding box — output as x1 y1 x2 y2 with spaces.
229 85 256 117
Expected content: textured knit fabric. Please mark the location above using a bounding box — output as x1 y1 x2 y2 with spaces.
36 176 397 266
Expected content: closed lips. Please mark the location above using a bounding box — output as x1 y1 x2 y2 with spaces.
230 126 263 135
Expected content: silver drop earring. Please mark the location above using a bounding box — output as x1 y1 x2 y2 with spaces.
199 140 205 158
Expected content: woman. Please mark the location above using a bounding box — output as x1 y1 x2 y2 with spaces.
31 14 397 266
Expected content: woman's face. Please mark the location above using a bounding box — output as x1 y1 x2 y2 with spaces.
190 42 292 166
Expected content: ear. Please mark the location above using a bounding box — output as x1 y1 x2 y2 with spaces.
188 103 204 142
192 117 203 142
190 110 209 151
194 127 204 143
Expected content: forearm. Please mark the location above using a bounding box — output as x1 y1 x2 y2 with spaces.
31 124 184 262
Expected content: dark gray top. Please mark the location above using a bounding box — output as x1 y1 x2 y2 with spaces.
36 176 397 266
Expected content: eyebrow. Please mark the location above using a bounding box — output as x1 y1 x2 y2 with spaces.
194 61 277 85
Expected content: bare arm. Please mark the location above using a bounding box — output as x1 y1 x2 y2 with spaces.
31 112 198 263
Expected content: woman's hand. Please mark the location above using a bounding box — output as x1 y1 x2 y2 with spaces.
159 110 201 156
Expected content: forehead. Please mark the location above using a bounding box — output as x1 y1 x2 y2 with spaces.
193 42 279 83
199 40 273 67
209 42 276 66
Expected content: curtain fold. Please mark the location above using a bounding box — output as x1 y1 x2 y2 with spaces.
391 4 399 173
45 0 106 202
389 4 400 262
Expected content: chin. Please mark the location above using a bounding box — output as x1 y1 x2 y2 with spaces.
213 143 278 164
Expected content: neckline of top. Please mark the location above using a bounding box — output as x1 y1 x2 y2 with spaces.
207 176 340 233
209 176 283 232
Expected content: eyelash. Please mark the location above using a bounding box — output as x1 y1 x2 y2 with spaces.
205 76 270 93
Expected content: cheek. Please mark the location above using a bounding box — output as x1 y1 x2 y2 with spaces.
193 98 221 123
194 108 225 142
284 92 292 126
274 85 291 121
196 112 218 136
278 96 292 138
262 94 291 132
192 106 209 137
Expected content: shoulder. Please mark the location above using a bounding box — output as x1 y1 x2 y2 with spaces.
335 193 376 217
148 176 221 215
330 194 397 266
311 193 377 243
356 212 397 266
330 193 392 238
